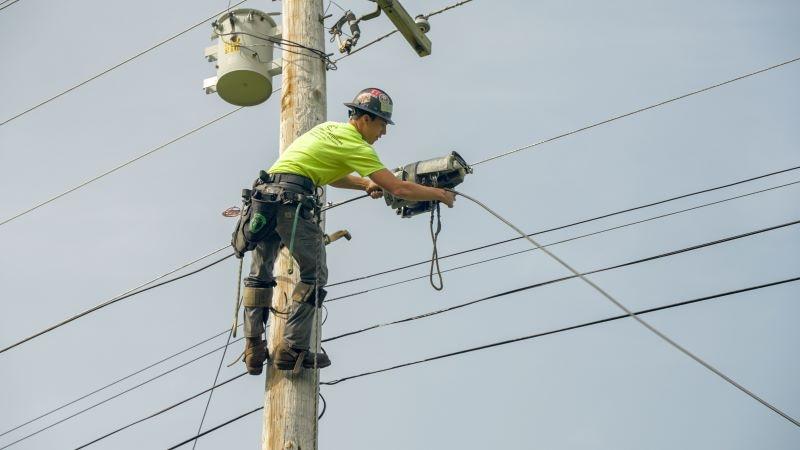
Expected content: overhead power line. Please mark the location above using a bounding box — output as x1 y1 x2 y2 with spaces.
73 372 249 450
0 247 233 355
9 217 795 442
453 189 798 426
326 180 800 302
472 56 800 166
323 275 800 385
0 336 244 450
167 406 263 450
0 1 247 126
161 275 800 448
0 188 372 357
0 107 244 228
3 163 796 362
0 0 21 13
0 327 232 439
322 218 800 342
0 0 476 225
327 164 800 288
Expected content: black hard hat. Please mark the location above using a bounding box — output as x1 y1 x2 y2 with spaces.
344 88 395 125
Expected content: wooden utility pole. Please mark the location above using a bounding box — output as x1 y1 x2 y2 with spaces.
263 1 327 449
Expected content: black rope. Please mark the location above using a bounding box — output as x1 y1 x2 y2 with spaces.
429 203 444 290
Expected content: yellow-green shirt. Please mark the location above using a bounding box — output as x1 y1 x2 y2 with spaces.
268 122 385 186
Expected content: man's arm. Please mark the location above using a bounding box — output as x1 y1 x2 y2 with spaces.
369 169 455 207
329 174 369 191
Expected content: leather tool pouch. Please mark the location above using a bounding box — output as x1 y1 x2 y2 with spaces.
231 183 281 258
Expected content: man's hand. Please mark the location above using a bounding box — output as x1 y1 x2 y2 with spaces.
365 180 384 199
441 189 456 208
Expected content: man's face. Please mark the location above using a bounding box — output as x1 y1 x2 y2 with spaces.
361 115 388 144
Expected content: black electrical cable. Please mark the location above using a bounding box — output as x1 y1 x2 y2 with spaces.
73 371 248 449
159 275 800 447
322 219 800 342
0 0 20 13
0 326 237 439
452 188 798 427
13 217 795 445
9 177 795 437
0 252 235 356
0 337 244 450
318 392 327 420
323 275 800 385
15 173 780 432
326 179 800 303
321 193 370 212
166 406 262 450
326 164 800 288
473 56 800 166
189 259 243 450
0 1 248 126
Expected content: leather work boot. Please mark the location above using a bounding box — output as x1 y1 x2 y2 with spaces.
243 337 268 375
273 343 331 374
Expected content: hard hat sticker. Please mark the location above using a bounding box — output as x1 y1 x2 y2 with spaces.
356 93 372 104
377 92 392 112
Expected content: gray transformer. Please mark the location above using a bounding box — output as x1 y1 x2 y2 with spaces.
203 9 282 106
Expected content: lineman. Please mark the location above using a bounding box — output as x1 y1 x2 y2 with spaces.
235 88 455 375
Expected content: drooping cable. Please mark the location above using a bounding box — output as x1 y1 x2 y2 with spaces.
327 164 800 288
0 1 248 126
0 247 234 355
325 179 800 303
322 218 800 342
451 188 799 427
158 276 800 446
472 56 800 166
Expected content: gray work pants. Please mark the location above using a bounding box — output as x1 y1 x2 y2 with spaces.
243 202 327 351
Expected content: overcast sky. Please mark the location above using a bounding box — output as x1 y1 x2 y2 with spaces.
1 0 799 449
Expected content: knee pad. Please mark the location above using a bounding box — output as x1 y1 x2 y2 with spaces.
242 286 273 308
291 282 327 307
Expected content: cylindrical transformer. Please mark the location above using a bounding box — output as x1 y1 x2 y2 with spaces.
211 9 278 106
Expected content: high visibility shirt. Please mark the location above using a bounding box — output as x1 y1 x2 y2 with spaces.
268 122 386 187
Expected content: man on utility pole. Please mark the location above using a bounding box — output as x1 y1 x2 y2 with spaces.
227 2 453 449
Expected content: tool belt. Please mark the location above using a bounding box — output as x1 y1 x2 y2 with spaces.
231 172 320 258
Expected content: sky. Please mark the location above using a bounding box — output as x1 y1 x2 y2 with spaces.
1 0 799 449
